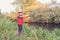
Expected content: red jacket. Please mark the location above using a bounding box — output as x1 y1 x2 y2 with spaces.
17 17 23 24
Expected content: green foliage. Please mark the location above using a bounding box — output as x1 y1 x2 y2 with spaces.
0 16 60 40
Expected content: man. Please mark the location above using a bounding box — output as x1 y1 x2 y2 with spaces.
17 11 29 35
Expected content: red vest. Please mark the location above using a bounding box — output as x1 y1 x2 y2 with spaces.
17 17 23 24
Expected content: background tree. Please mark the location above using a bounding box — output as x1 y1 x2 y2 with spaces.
0 9 1 15
12 0 48 22
12 0 47 14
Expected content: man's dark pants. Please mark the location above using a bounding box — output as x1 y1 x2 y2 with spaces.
18 24 22 35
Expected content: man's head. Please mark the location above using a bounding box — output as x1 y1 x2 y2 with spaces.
18 12 22 16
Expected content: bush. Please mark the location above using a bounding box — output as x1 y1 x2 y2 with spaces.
29 7 60 23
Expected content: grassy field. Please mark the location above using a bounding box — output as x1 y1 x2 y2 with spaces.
0 16 60 40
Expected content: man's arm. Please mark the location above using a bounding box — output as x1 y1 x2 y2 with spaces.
23 14 30 17
18 14 30 17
